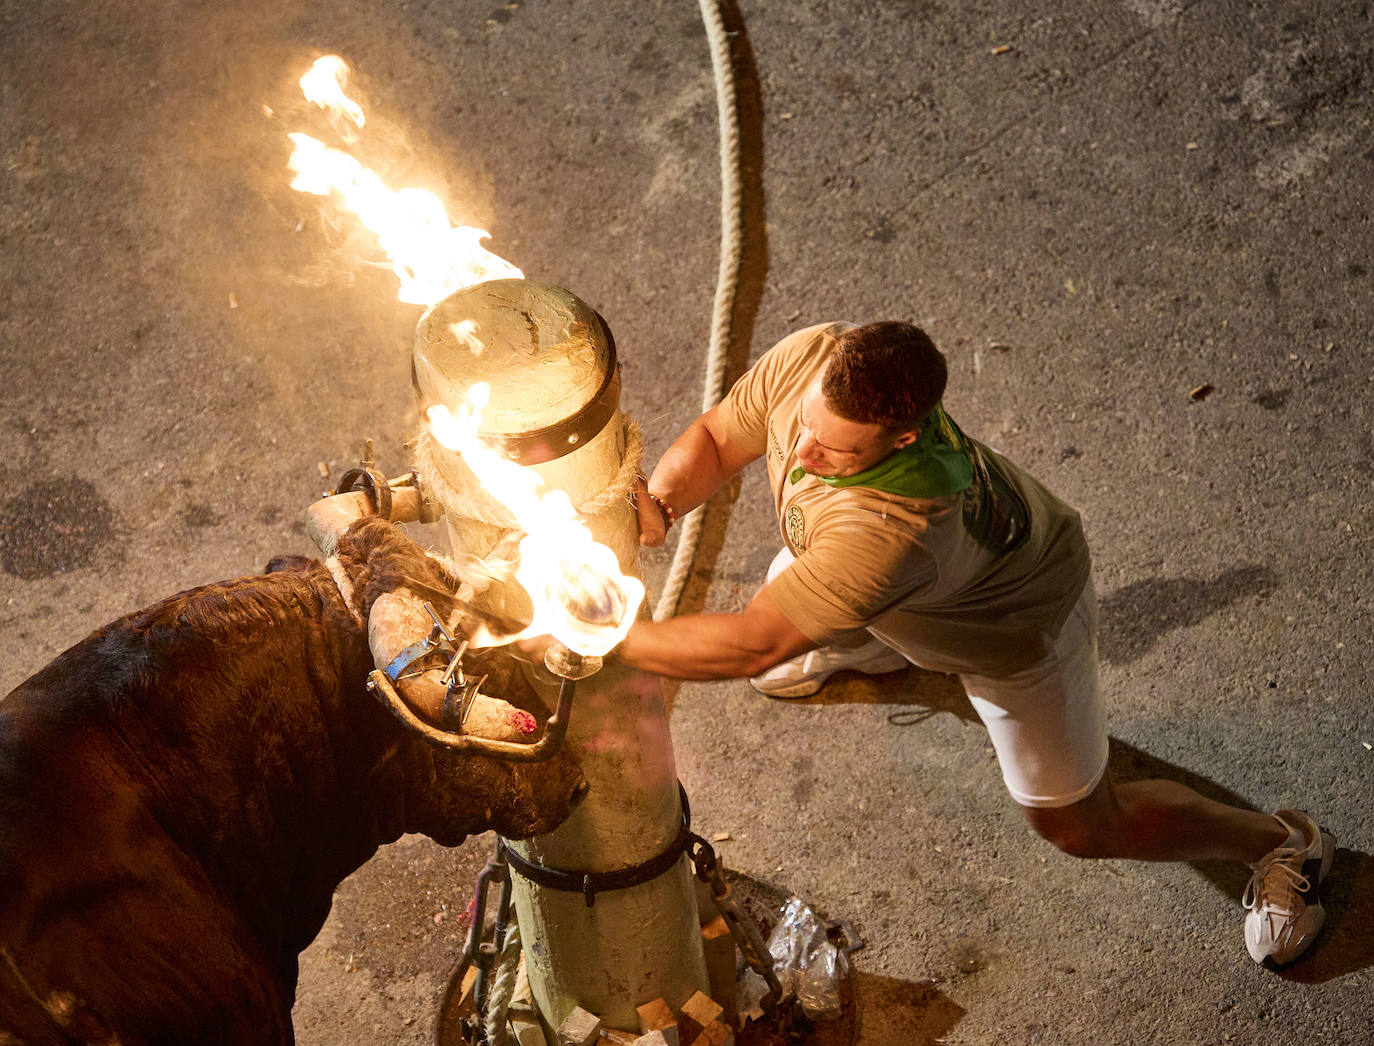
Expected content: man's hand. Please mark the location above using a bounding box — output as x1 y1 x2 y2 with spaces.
633 474 670 548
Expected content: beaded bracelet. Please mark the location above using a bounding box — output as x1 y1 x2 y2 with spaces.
645 491 675 531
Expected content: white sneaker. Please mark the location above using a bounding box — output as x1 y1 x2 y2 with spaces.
1242 809 1336 966
749 638 909 698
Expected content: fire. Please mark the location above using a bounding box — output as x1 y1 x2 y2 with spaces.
287 56 523 306
427 391 644 658
298 55 365 141
287 55 637 655
450 319 484 355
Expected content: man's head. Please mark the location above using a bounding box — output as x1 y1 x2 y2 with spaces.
795 321 947 478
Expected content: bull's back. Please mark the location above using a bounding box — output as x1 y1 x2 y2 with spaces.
0 572 357 1045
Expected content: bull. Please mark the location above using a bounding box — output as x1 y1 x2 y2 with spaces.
0 517 586 1045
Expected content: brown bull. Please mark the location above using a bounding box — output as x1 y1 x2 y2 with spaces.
0 517 586 1045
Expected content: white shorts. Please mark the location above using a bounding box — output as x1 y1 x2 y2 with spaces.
767 548 1108 809
956 578 1108 809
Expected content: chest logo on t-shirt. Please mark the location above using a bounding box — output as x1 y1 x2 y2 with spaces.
768 420 784 464
785 504 806 552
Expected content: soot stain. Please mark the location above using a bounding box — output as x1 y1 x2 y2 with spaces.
0 478 118 580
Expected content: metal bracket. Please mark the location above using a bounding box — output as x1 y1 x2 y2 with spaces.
335 438 394 519
366 667 574 762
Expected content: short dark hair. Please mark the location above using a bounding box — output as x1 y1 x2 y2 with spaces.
822 321 947 431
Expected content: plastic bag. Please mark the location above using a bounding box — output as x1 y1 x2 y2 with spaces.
766 896 850 1020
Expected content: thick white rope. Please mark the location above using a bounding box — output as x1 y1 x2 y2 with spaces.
483 922 522 1046
654 0 745 622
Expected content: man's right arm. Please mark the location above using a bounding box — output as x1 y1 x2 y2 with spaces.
637 405 761 546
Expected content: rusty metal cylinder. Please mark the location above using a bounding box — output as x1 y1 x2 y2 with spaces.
412 279 709 1034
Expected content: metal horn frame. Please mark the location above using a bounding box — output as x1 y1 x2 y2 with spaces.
366 669 575 762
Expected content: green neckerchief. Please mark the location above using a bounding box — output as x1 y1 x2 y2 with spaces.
787 404 974 498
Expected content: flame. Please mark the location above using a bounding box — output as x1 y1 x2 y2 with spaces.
299 55 365 141
428 392 644 657
450 319 484 355
287 56 635 653
287 56 523 307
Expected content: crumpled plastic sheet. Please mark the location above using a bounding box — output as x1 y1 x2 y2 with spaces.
765 896 850 1020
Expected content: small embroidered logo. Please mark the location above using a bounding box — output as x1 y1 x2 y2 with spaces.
785 504 806 552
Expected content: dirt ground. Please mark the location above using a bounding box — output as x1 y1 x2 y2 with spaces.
3 0 1373 1043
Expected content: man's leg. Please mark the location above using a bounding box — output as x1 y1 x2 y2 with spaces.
1019 773 1287 863
962 578 1335 966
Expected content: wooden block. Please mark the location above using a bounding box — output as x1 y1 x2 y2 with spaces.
510 1014 548 1046
558 1005 603 1046
598 1030 639 1046
700 917 737 1027
679 991 724 1039
701 1019 733 1046
510 953 534 1013
455 965 479 1019
635 998 678 1046
693 878 718 924
632 1033 671 1046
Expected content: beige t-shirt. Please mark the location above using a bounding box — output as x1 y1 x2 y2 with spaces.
718 322 1091 678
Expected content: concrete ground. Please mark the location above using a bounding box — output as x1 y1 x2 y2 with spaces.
3 0 1372 1042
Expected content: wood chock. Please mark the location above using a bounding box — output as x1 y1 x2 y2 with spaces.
700 915 738 1026
688 1020 734 1046
635 998 679 1046
558 1005 603 1046
679 991 725 1041
510 1013 549 1046
632 1032 672 1046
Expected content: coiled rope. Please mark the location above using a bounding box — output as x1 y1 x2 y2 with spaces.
653 0 746 622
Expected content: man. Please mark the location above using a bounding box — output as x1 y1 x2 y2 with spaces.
618 320 1333 967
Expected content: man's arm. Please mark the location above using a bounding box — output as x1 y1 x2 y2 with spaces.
635 405 761 546
614 585 815 680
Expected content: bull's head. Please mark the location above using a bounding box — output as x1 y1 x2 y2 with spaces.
324 516 588 842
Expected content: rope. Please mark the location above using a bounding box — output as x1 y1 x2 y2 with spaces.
483 922 522 1046
654 0 745 622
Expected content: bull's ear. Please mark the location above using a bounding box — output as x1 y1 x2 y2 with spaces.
264 554 318 574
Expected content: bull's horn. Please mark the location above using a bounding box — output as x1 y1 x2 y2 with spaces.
367 590 531 742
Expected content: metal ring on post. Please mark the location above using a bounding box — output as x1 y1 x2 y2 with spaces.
501 783 695 907
335 464 393 520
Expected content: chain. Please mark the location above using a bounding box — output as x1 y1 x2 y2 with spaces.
685 834 799 1030
459 839 517 1046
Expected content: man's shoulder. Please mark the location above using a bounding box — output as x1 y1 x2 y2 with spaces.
767 321 852 359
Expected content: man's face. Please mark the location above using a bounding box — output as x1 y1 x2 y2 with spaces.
795 380 917 478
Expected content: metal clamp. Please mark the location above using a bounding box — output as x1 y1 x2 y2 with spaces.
367 668 574 761
335 438 393 519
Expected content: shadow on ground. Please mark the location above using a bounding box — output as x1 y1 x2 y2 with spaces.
1097 565 1278 665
